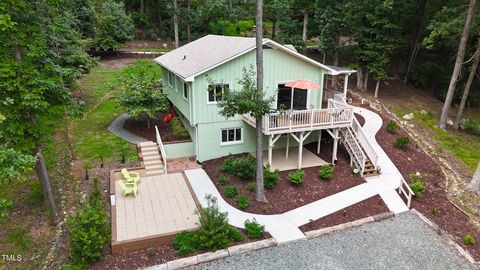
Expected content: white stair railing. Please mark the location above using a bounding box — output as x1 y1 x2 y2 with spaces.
398 177 414 208
351 117 378 169
154 126 168 174
341 127 366 175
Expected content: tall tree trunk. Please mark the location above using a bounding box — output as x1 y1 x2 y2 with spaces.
356 66 364 90
331 51 339 88
35 144 60 224
322 53 326 64
158 7 163 38
172 0 179 48
140 0 146 39
187 0 191 42
255 0 267 203
302 11 309 53
271 20 276 39
439 0 477 129
404 0 427 84
454 37 480 129
363 69 369 91
467 162 480 194
374 80 381 98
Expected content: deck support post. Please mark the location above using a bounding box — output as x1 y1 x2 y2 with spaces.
268 135 273 167
285 134 290 158
298 132 305 169
332 129 339 164
343 74 350 101
317 130 322 154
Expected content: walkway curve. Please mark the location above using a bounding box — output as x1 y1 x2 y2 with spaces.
185 106 408 244
108 113 148 144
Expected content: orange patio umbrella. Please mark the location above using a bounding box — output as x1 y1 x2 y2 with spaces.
285 79 321 110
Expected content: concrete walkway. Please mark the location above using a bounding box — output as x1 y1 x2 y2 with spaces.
184 107 408 244
108 113 148 144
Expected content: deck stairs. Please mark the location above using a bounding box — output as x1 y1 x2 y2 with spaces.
340 126 378 178
138 141 165 176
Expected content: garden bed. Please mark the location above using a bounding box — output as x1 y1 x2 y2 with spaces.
203 141 367 215
374 111 480 260
299 195 389 232
123 112 191 143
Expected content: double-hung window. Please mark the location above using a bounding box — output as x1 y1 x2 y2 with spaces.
183 83 189 100
167 71 174 87
207 83 229 103
221 128 242 145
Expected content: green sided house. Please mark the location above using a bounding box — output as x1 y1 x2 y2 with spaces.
153 34 378 176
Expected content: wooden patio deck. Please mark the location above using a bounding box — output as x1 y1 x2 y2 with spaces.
110 169 200 253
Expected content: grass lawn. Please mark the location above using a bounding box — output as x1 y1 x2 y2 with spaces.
393 106 480 171
71 59 162 163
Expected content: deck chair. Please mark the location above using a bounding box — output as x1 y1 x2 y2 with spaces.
118 180 138 197
121 168 140 184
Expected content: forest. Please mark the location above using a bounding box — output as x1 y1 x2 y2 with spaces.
1 0 480 269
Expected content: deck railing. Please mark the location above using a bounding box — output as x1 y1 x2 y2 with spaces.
341 127 367 175
398 177 414 208
154 125 168 174
351 117 379 169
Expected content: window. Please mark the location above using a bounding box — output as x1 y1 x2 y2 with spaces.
208 83 229 103
167 71 173 86
221 128 242 145
183 83 189 100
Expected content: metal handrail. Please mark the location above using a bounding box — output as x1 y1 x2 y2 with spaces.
154 126 168 174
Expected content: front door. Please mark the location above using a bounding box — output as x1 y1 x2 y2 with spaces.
277 84 307 110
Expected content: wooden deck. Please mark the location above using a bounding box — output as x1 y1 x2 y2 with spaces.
111 170 200 253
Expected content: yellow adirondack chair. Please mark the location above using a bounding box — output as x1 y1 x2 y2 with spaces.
118 180 138 197
121 168 140 184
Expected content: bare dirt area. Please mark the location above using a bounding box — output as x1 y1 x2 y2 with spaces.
203 142 370 215
122 39 174 50
99 57 140 69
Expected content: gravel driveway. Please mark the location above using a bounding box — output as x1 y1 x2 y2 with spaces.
186 212 476 270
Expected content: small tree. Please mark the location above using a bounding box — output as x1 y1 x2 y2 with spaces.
92 0 134 50
217 67 274 202
112 70 168 128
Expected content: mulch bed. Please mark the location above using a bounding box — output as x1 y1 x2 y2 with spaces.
90 230 271 270
374 111 480 260
203 141 367 215
123 112 191 143
299 195 389 232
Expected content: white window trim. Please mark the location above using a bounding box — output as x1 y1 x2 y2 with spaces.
220 127 243 146
168 71 173 87
207 82 232 105
183 82 189 101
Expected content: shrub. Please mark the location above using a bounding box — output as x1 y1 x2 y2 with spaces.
386 120 398 134
409 174 425 198
218 176 230 186
463 234 476 245
461 118 480 135
236 195 250 209
263 167 279 189
67 178 110 267
394 136 410 150
196 195 231 252
288 170 305 185
228 227 244 242
318 164 334 180
59 265 82 270
172 231 197 256
233 155 256 180
171 117 189 139
220 156 235 173
0 198 13 219
431 207 438 214
247 181 256 191
224 186 239 198
244 218 265 239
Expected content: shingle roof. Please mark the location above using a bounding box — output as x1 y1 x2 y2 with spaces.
154 34 354 80
154 35 258 80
